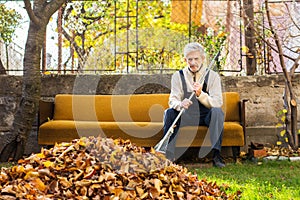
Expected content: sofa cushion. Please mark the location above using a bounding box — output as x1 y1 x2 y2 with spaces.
38 120 244 147
175 121 244 147
38 120 164 146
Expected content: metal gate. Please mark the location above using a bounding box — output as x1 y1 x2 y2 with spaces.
112 0 244 74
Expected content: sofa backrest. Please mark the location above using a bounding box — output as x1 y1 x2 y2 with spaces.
53 94 170 122
222 92 241 122
53 92 240 122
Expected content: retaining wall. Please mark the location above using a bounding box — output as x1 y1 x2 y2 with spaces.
0 74 299 155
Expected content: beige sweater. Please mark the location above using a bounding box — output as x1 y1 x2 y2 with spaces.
169 66 223 111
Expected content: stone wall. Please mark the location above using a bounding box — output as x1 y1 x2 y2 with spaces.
0 74 299 155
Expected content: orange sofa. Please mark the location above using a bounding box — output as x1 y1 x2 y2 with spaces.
38 92 246 157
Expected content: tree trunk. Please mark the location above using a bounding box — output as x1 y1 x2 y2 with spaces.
242 0 256 75
0 59 6 75
0 23 45 162
0 0 67 162
5 44 9 70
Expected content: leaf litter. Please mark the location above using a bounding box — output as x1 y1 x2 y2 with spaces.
0 136 241 199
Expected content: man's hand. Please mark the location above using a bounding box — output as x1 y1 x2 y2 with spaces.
180 98 193 109
193 82 202 97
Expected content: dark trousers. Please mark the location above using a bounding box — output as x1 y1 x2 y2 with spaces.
163 107 224 160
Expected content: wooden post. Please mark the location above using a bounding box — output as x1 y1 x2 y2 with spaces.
242 0 256 75
57 7 62 74
42 33 46 73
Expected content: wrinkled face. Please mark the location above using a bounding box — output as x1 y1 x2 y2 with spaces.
184 50 204 72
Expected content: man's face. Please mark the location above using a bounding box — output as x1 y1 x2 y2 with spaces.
184 50 204 72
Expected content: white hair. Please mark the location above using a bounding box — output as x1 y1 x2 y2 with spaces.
183 42 206 58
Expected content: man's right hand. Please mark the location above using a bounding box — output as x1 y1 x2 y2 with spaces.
180 98 193 109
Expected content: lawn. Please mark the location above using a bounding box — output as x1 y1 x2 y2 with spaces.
188 160 300 200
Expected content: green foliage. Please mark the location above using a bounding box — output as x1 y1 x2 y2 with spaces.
0 4 21 44
275 108 300 149
193 20 228 70
63 1 114 47
275 108 289 147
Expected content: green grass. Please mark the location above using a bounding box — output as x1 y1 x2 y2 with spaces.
189 160 300 200
0 162 14 168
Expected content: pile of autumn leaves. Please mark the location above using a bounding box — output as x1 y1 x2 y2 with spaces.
0 137 239 199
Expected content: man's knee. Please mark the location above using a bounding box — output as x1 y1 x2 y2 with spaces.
205 107 224 125
211 107 223 114
211 107 224 118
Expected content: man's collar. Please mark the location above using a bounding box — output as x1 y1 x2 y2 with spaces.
188 67 198 74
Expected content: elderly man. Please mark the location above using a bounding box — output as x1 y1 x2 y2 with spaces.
163 42 225 167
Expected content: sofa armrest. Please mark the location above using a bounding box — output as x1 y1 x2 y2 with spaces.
239 99 248 145
38 99 54 126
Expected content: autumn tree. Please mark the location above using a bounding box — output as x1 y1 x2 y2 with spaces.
0 0 67 162
0 3 21 74
59 1 114 71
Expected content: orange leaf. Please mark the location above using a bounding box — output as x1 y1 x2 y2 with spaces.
32 178 46 192
149 187 159 199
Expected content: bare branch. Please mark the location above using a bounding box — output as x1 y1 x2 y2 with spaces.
289 33 300 38
263 38 296 61
284 2 300 31
283 44 300 55
290 55 300 77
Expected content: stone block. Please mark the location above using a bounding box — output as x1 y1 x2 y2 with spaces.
249 148 267 158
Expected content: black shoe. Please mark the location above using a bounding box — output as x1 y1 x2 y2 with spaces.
213 154 225 168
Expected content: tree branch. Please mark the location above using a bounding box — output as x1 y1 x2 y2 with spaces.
45 0 67 18
61 27 86 64
62 27 81 54
24 0 41 26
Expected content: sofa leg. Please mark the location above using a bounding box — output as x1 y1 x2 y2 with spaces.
232 146 240 162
